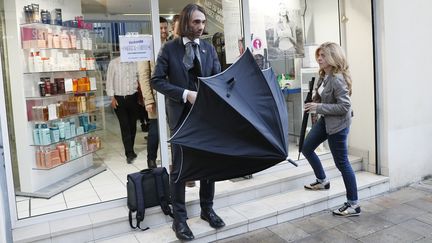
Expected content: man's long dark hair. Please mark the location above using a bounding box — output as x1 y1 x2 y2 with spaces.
178 3 207 38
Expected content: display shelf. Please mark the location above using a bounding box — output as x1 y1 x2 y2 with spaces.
22 47 92 51
31 128 100 146
20 22 91 31
282 88 301 95
32 147 102 170
17 15 104 197
30 109 98 123
24 69 96 74
26 90 96 100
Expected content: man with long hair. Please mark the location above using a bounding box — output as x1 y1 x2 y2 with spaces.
151 4 225 241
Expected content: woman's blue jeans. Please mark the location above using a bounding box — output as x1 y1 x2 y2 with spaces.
301 118 358 202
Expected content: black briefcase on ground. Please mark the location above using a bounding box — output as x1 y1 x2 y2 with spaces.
127 167 173 230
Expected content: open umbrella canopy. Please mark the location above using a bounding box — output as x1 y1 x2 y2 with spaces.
169 49 292 182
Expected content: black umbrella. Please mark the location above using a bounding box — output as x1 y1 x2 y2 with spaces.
297 77 315 160
169 49 297 182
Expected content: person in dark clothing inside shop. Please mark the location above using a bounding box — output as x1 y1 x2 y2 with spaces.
151 3 225 241
106 57 140 164
168 14 180 40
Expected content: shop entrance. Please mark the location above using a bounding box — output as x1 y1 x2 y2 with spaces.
0 0 375 226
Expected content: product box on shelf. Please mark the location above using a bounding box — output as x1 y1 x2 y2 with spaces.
34 133 102 169
21 27 47 49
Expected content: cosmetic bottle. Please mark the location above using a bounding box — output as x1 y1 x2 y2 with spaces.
33 124 40 145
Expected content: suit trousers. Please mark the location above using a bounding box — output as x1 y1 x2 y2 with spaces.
170 143 214 222
114 93 139 158
147 119 159 161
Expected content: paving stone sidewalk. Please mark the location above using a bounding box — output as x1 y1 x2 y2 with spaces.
216 178 432 243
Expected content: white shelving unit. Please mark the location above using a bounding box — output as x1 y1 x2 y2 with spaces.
15 23 106 199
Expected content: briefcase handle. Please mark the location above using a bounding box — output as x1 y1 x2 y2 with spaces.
140 168 153 174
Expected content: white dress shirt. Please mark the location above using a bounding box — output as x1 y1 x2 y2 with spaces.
182 37 201 103
105 57 138 97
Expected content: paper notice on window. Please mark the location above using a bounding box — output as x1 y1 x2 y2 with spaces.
119 35 153 63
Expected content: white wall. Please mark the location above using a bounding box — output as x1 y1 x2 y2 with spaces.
304 0 340 45
376 0 432 188
343 1 376 168
0 140 7 243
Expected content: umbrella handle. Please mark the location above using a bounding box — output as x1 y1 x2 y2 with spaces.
287 158 298 167
226 77 236 98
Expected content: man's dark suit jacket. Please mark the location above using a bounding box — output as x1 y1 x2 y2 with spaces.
151 37 221 131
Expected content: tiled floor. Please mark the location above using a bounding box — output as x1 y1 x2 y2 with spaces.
14 111 330 219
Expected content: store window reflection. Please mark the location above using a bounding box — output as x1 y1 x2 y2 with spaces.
249 0 340 159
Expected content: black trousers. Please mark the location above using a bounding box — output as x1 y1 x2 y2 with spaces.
147 119 159 161
114 93 139 158
170 143 214 222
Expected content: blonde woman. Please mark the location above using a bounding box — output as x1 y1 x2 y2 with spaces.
302 42 360 217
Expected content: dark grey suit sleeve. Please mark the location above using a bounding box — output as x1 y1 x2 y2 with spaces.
151 44 185 102
317 76 351 115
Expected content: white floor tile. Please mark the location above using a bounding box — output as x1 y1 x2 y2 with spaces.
12 222 50 243
31 203 67 217
17 209 30 219
16 199 30 212
66 196 101 209
95 233 138 243
49 214 92 236
134 224 178 243
98 190 127 202
30 194 66 209
15 196 31 202
51 229 93 243
89 207 128 226
64 188 99 203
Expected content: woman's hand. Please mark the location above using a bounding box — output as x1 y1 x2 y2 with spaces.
304 102 318 113
111 97 118 109
146 103 155 113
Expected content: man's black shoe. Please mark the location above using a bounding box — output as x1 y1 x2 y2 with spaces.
126 153 137 164
172 220 194 241
147 159 157 168
200 209 225 229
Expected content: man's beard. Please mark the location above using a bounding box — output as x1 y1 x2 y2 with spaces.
188 27 202 39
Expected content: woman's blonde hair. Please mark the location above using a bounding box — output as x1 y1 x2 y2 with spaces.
315 42 352 96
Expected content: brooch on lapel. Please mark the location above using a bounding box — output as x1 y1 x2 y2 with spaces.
201 49 206 54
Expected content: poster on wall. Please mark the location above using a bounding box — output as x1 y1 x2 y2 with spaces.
119 34 153 62
250 0 304 60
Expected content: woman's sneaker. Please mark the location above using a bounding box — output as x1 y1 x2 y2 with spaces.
332 202 361 217
304 180 330 190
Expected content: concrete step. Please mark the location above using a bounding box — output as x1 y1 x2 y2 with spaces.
12 156 372 243
98 172 389 243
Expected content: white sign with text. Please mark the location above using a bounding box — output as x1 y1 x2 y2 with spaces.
119 34 153 62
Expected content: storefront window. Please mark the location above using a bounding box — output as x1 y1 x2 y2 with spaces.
249 0 340 159
0 0 347 223
0 0 243 221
